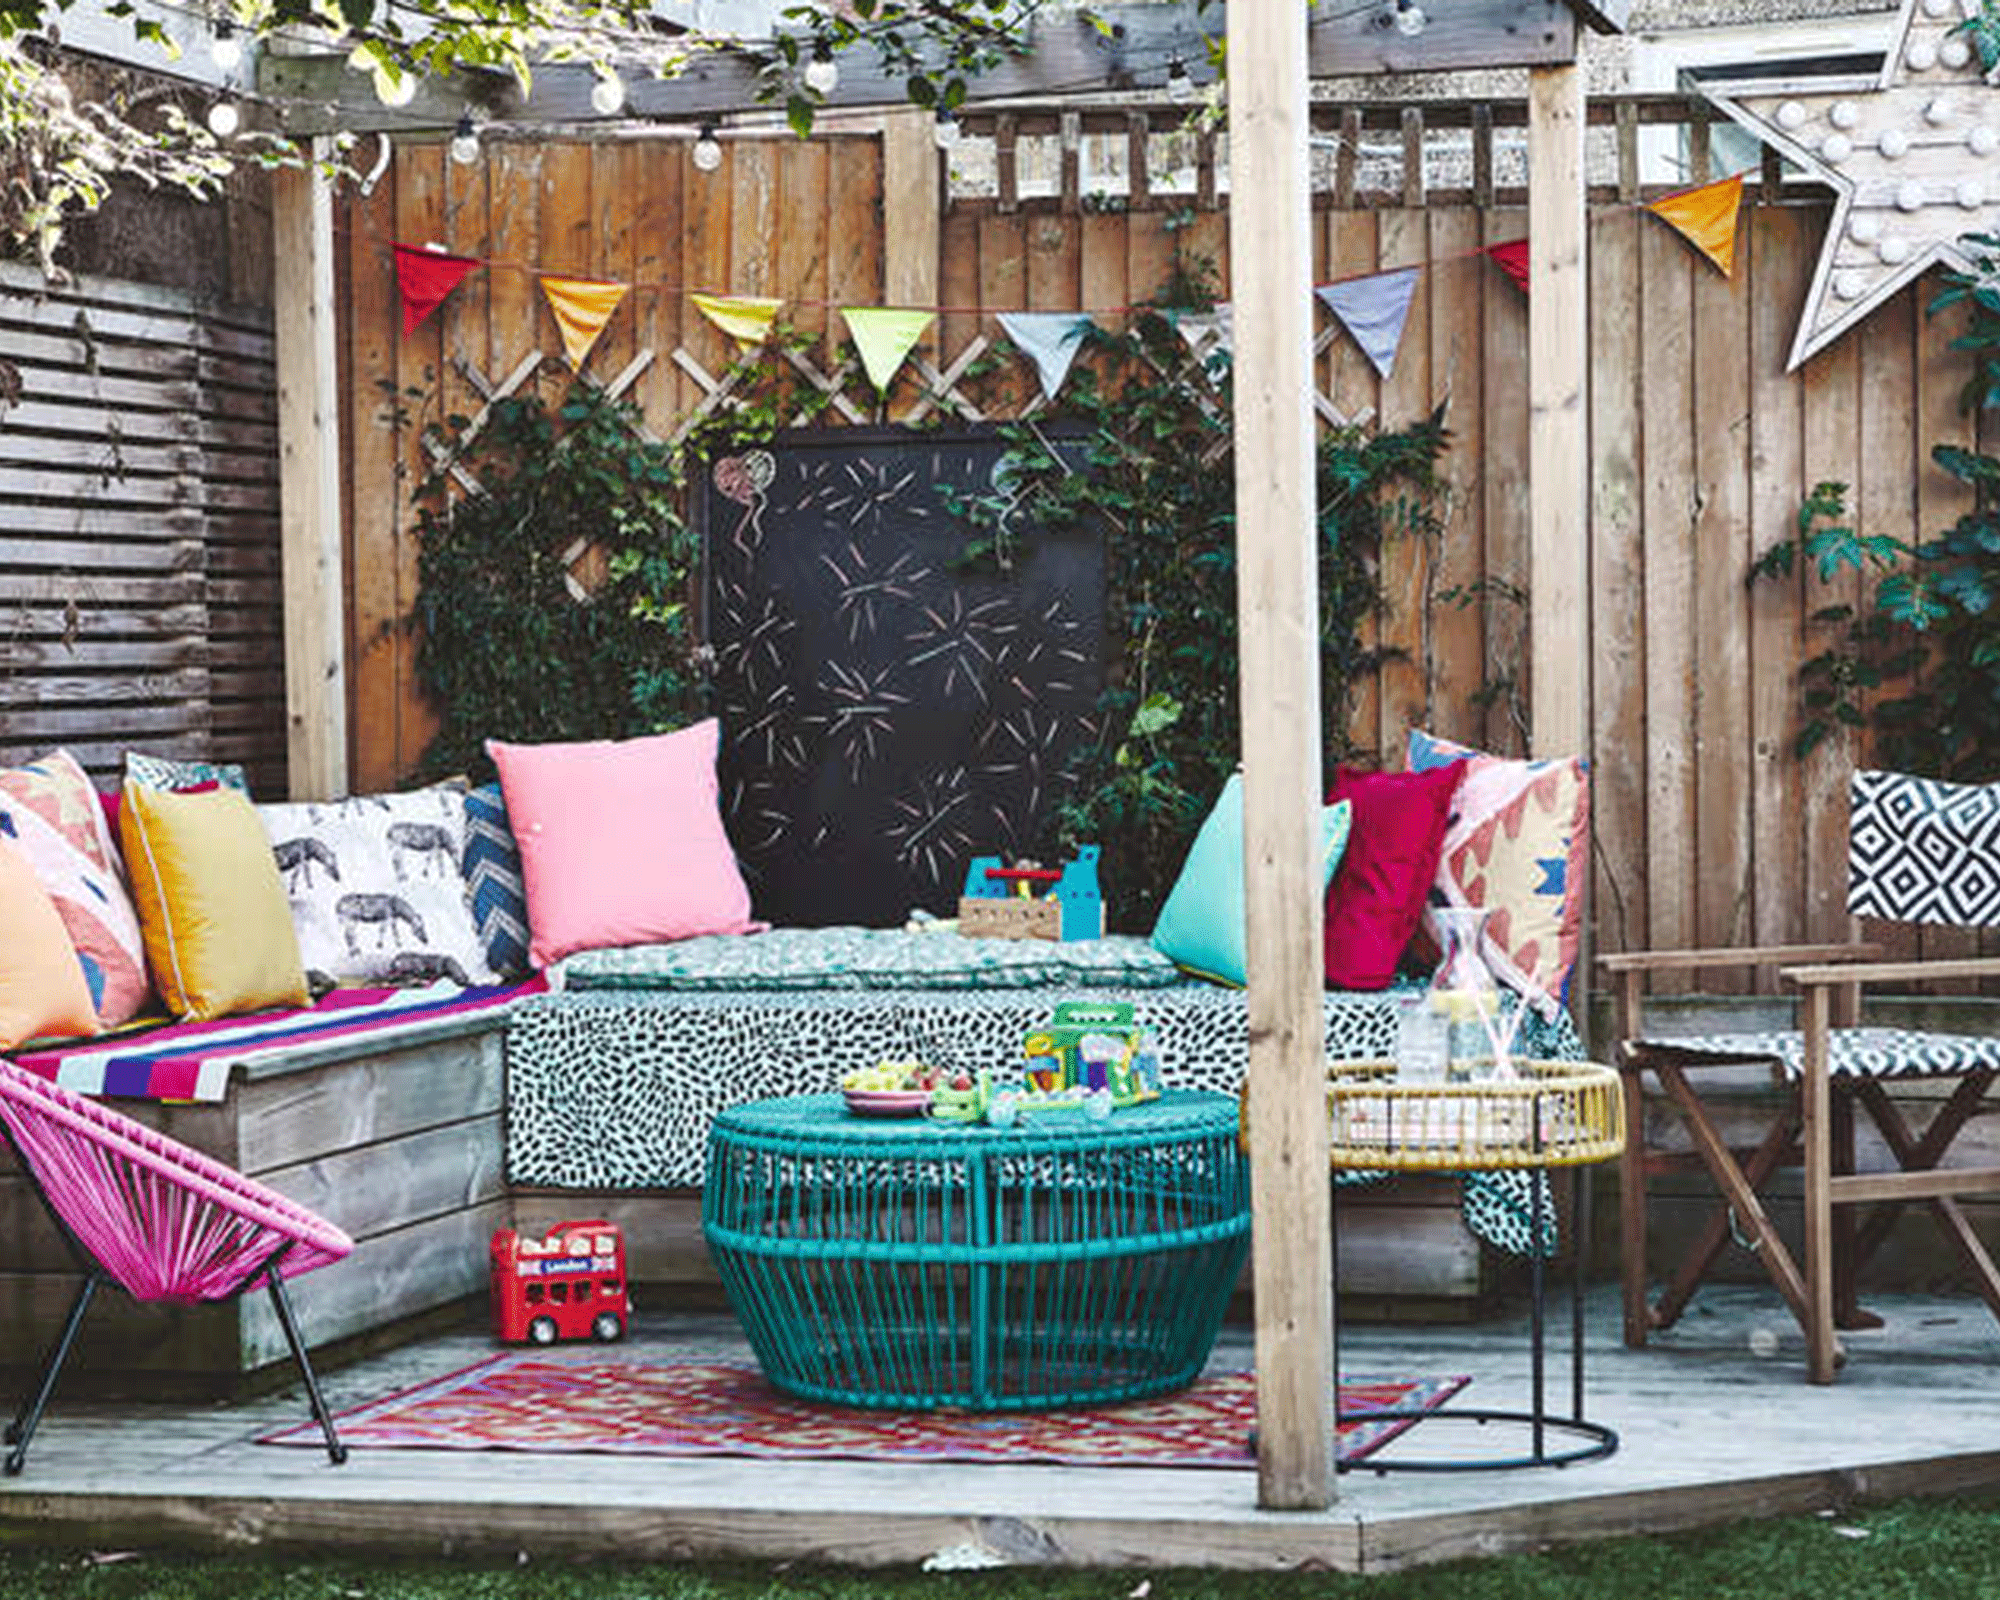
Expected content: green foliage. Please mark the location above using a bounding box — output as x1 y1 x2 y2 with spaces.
411 383 705 781
944 273 1450 926
1749 234 2000 778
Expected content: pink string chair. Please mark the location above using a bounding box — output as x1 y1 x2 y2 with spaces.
0 1060 354 1472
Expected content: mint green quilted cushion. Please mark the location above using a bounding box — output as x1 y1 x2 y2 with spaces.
560 926 1187 992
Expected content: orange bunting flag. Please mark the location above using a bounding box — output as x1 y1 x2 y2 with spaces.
692 293 783 349
1645 172 1746 277
1485 239 1530 294
539 275 629 369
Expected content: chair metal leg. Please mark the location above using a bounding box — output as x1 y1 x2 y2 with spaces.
5 1271 101 1475
264 1268 347 1466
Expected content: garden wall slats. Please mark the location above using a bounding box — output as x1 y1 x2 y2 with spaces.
0 261 285 799
337 132 1985 967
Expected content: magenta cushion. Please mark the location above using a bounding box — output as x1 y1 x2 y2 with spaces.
488 720 757 967
1322 762 1464 990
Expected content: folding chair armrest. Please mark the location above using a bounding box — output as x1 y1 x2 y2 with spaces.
1781 955 2000 989
1600 942 1881 976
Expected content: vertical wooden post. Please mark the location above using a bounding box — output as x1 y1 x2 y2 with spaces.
272 138 349 802
1229 0 1333 1513
882 109 941 357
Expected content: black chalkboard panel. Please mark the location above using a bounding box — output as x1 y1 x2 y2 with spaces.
702 428 1105 928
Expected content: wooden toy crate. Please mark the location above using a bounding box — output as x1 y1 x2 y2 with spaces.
958 895 1063 942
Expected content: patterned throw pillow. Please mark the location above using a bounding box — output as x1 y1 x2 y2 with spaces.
0 750 152 1026
124 751 250 796
1849 769 2000 927
256 790 499 990
462 783 532 978
1407 729 1590 1015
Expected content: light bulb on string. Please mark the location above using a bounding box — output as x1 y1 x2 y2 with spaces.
1394 0 1427 37
210 18 242 71
375 66 418 108
207 97 240 136
589 70 626 116
1166 58 1194 102
449 112 480 166
804 43 838 96
692 123 723 171
932 108 961 149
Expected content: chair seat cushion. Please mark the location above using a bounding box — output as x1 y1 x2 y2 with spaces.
1634 1026 2000 1079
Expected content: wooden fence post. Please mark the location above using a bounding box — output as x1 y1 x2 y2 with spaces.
272 138 349 802
1230 0 1334 1513
882 109 941 356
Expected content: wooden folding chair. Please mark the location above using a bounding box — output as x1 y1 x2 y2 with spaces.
1607 769 2000 1383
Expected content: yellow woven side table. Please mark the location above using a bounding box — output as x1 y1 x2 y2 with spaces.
1321 1059 1626 1472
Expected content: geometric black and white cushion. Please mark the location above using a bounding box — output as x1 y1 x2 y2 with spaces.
1635 1026 2000 1079
1849 769 2000 928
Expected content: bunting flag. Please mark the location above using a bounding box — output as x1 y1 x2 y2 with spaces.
1316 266 1421 381
996 311 1093 401
1485 239 1530 294
539 275 630 369
1174 304 1233 370
393 244 482 338
692 292 784 350
842 307 936 393
1645 172 1745 277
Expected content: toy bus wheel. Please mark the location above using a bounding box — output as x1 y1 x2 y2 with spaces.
591 1311 625 1343
527 1315 558 1345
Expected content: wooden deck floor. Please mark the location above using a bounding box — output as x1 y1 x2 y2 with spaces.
2 1284 1998 1574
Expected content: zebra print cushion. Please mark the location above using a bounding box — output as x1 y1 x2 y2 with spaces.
256 791 499 990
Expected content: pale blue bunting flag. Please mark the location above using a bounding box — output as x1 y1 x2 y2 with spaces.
997 311 1094 401
1316 267 1421 381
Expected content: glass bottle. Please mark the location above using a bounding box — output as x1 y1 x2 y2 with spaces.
1424 906 1507 1081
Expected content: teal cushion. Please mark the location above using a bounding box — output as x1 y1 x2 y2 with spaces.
1150 776 1353 986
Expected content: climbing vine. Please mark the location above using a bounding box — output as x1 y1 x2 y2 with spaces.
1749 232 2000 782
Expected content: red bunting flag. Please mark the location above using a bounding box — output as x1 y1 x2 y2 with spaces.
393 244 482 337
1485 239 1530 294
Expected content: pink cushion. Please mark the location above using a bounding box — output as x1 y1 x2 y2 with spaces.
488 720 757 967
1322 762 1464 990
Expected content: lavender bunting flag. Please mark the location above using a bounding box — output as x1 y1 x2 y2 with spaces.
996 311 1094 401
1317 267 1420 381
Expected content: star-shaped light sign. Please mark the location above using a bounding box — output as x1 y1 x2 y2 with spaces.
1704 0 2000 370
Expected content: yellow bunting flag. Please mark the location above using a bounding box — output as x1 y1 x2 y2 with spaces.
692 292 784 350
1646 172 1746 277
539 275 630 369
842 306 937 393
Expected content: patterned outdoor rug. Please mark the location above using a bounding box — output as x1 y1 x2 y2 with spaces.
260 1353 1467 1469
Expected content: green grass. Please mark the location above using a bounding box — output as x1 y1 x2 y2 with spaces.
5 1497 2000 1600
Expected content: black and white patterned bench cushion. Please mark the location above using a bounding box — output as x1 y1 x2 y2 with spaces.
1849 769 2000 928
1635 1026 2000 1080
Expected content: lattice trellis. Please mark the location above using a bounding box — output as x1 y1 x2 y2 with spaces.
422 326 1373 603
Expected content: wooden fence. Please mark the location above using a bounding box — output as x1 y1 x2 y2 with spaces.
0 261 288 798
333 99 1993 968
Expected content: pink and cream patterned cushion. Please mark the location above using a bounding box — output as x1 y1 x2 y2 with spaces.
0 750 151 1026
1407 729 1590 1016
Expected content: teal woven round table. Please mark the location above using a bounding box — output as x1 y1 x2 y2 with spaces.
702 1090 1250 1411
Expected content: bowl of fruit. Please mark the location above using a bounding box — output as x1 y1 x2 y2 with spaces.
841 1061 947 1117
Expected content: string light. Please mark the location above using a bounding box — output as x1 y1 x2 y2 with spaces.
1165 57 1193 102
932 107 961 149
1394 0 1427 37
449 111 480 165
589 69 626 115
206 97 240 135
804 42 839 96
375 68 418 108
692 122 723 171
210 17 242 70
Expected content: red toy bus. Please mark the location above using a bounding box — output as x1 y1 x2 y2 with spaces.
489 1219 629 1345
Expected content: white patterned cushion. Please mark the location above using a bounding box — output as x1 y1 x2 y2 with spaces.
1635 1027 2000 1080
256 791 498 989
1849 770 2000 928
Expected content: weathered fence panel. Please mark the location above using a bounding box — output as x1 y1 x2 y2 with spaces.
0 261 286 798
335 106 1990 964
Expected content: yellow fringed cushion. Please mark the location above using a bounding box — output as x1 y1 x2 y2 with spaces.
120 783 309 1022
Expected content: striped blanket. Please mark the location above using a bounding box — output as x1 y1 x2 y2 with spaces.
9 979 543 1103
